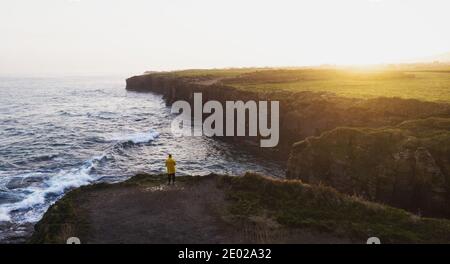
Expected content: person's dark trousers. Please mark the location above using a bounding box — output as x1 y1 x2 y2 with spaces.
168 173 175 184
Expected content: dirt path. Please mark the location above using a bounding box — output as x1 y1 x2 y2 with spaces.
82 178 242 244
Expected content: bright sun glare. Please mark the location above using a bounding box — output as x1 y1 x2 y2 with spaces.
0 0 449 75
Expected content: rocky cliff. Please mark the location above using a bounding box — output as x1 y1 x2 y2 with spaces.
287 117 450 218
126 73 450 151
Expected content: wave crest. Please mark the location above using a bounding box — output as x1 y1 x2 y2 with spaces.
107 129 160 144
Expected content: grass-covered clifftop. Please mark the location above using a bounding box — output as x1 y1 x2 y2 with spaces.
126 66 450 149
287 117 450 218
29 173 450 244
139 65 450 102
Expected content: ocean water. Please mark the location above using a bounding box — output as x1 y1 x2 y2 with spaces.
0 76 284 242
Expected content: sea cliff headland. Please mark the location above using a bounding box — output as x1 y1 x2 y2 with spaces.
30 66 450 243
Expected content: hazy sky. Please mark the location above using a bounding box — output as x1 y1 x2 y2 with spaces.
0 0 449 76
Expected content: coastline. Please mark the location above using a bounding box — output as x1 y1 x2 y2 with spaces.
126 71 450 150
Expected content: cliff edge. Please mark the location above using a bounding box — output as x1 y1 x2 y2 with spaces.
30 173 450 244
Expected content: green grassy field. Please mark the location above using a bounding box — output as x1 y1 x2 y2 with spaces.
153 65 450 102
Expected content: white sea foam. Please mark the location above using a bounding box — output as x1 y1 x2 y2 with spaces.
0 207 10 222
0 130 160 224
0 154 106 223
108 129 160 144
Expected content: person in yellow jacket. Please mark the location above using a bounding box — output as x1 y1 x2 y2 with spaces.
165 154 176 185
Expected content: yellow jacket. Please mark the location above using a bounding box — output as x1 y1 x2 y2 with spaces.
165 157 176 174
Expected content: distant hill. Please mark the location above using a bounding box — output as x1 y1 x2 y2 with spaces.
432 52 450 62
416 52 450 63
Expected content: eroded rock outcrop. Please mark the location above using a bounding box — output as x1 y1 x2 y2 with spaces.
286 117 450 217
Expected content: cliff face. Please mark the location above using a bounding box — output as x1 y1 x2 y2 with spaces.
126 74 450 150
287 118 450 217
